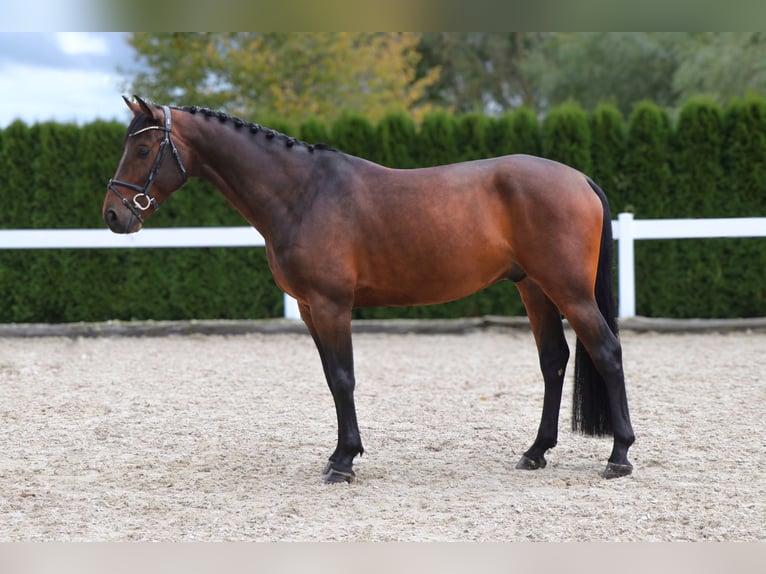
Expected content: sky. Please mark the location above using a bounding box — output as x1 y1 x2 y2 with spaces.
0 32 136 128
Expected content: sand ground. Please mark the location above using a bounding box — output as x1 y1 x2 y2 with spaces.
1 328 764 541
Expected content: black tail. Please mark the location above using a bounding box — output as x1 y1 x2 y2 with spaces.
572 178 618 436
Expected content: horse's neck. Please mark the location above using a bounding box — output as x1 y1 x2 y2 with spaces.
185 117 313 241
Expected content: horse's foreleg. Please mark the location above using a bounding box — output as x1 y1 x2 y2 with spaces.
515 280 570 471
299 300 363 483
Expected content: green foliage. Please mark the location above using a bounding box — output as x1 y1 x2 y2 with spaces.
2 97 765 322
299 117 331 146
622 102 673 317
485 108 542 158
330 113 377 161
126 33 766 124
673 33 766 107
416 110 458 167
127 33 439 125
27 123 81 320
485 113 515 156
671 97 724 217
720 95 766 317
376 111 417 168
542 33 681 116
415 33 766 116
0 121 39 228
541 101 591 173
456 113 491 161
722 94 766 215
665 98 726 317
508 107 542 156
589 103 626 216
416 33 544 113
622 101 672 216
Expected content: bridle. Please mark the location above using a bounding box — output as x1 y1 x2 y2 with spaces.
107 105 187 223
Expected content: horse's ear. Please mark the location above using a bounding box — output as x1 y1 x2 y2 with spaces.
127 95 160 122
123 95 141 116
133 95 161 121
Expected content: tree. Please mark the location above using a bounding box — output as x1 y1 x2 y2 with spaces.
416 110 458 167
330 113 377 161
622 101 673 317
669 98 726 317
0 121 40 321
508 107 541 156
673 33 766 105
125 33 766 123
376 111 417 168
415 32 548 113
589 103 626 215
622 101 672 216
456 113 490 161
538 33 683 116
541 102 591 173
720 95 766 317
125 33 440 125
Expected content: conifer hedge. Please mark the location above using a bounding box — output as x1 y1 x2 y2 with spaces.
1 98 764 323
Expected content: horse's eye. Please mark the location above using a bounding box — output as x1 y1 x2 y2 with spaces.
138 147 150 159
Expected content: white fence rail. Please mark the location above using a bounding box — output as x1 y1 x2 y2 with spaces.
1 214 765 320
0 226 302 320
613 213 766 317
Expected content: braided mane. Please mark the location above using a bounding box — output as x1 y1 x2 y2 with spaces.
178 105 336 153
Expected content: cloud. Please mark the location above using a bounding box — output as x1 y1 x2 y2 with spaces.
0 33 134 127
56 33 109 56
0 63 129 126
0 33 69 69
0 32 133 73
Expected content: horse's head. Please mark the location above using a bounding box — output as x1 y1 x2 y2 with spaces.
103 96 188 233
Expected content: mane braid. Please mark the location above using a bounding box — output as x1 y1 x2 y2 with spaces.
178 105 337 153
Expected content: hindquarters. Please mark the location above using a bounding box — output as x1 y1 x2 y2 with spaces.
501 157 633 445
503 166 615 437
561 179 635 474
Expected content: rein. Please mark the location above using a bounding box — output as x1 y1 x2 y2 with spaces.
107 105 187 223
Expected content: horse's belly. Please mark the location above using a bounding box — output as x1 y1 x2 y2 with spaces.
353 245 512 308
353 282 496 308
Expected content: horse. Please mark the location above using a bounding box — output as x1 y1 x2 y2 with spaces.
103 96 635 483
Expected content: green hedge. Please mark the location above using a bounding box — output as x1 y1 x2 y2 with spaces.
1 99 765 323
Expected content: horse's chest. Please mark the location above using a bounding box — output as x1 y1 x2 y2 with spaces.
264 243 295 296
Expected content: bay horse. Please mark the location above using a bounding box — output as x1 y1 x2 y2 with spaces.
103 96 635 482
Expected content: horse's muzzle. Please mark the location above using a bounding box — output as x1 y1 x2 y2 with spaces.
104 205 141 234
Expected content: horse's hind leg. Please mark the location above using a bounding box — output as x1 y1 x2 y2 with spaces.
515 279 570 471
561 299 635 478
299 299 364 483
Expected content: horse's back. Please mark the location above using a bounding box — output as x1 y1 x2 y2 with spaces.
345 154 602 307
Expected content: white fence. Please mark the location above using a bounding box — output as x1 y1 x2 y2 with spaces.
613 213 766 317
1 214 765 320
0 226 301 321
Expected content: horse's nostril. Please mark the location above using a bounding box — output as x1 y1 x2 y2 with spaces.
105 208 119 224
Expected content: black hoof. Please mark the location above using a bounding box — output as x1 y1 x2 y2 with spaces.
515 454 547 471
323 462 355 484
603 462 633 479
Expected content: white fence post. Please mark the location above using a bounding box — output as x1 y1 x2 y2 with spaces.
617 212 636 318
